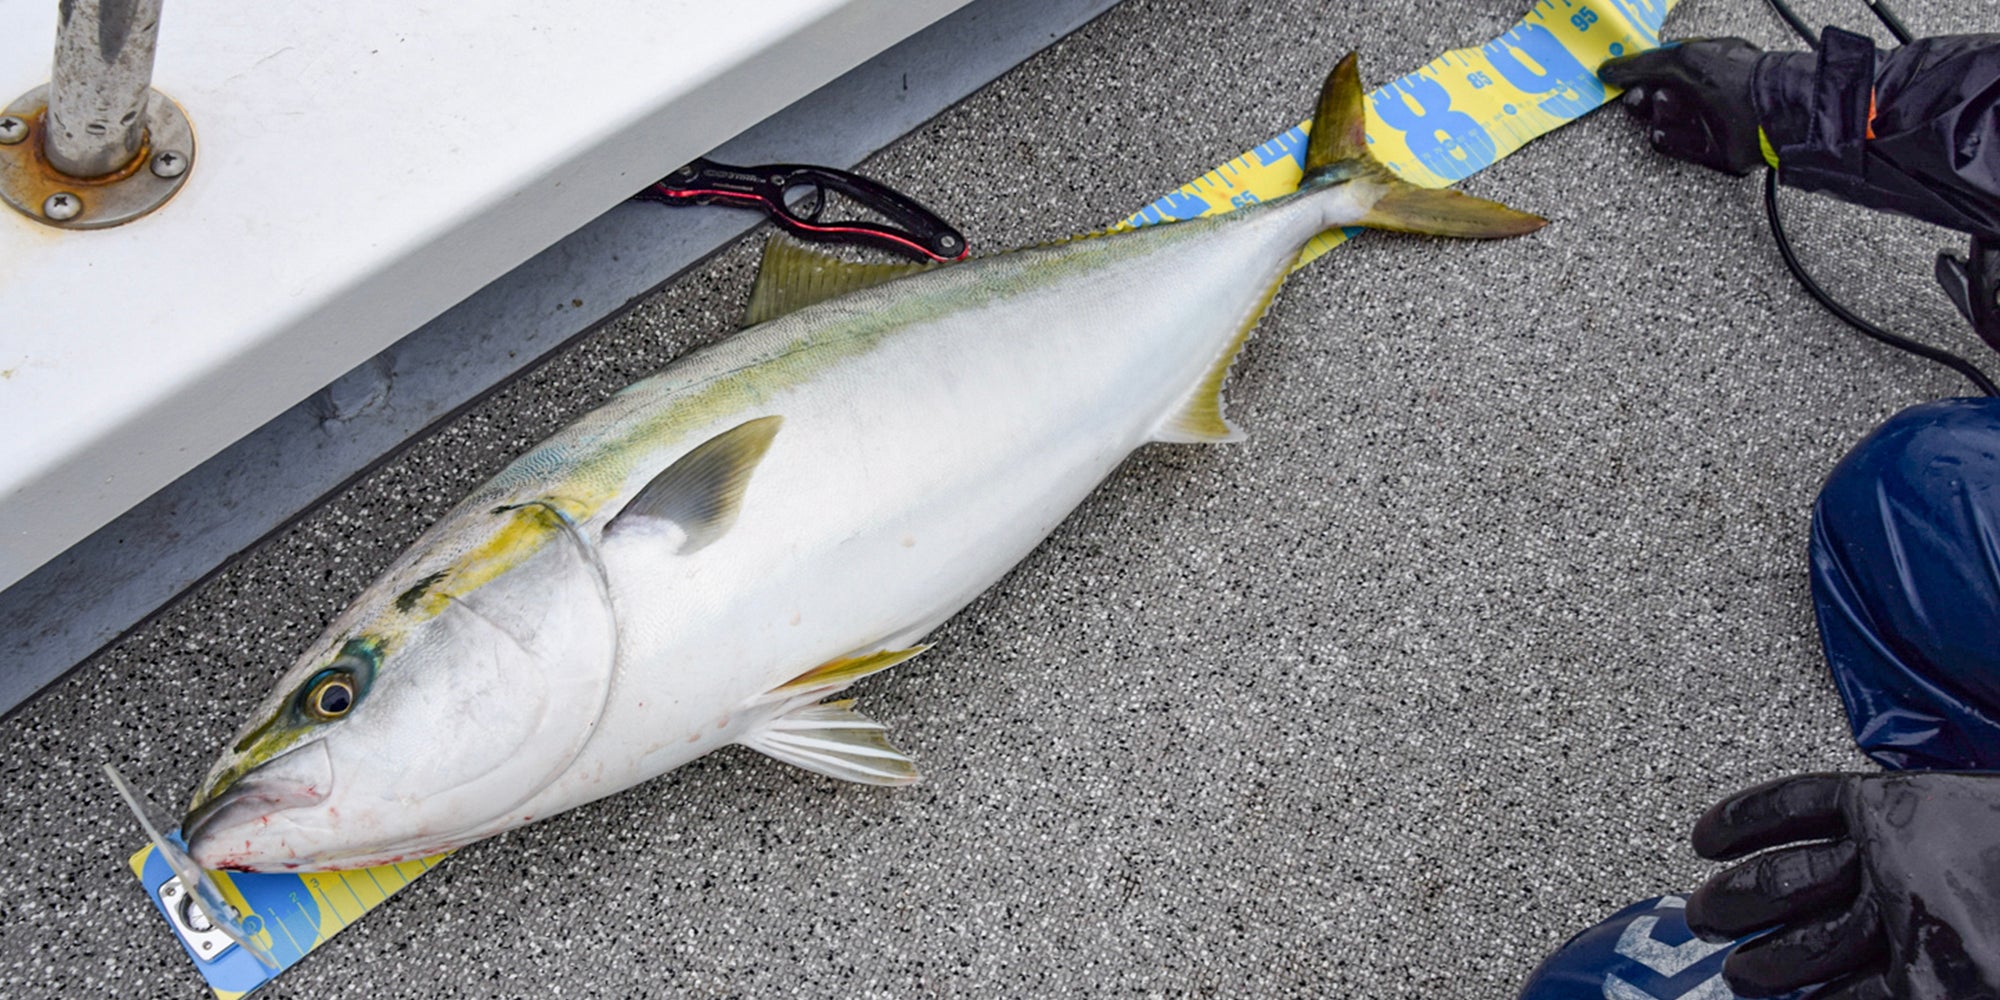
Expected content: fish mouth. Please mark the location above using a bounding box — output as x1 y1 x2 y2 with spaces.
182 741 334 854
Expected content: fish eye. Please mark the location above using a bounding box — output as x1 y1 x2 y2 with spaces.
301 669 358 721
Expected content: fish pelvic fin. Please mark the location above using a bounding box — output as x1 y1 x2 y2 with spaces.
741 698 920 786
1303 52 1546 240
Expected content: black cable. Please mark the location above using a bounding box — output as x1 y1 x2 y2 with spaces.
1764 170 2000 396
1765 0 1819 47
1864 0 1916 45
1755 0 2000 396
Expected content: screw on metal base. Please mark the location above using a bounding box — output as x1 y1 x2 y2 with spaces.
0 85 194 230
150 149 186 179
42 191 80 220
0 0 193 230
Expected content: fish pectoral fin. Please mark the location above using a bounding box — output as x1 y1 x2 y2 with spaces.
604 416 783 553
740 699 920 786
744 237 940 326
766 645 931 700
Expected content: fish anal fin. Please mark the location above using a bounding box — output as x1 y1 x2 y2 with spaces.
1152 257 1297 444
745 238 939 326
771 645 930 699
605 416 782 553
741 699 919 786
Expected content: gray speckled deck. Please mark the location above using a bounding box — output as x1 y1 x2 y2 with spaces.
4 0 1990 996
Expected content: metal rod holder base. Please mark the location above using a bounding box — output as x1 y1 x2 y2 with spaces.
0 84 194 230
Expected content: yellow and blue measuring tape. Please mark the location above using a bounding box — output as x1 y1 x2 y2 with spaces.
127 0 1673 994
1128 0 1671 263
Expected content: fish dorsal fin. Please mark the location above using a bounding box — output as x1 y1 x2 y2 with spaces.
1152 255 1298 444
745 226 1140 329
605 416 783 553
769 645 931 699
744 237 937 326
1303 52 1370 177
740 698 919 786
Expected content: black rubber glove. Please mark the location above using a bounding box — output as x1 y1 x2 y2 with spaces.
1686 772 2000 999
1599 39 1769 176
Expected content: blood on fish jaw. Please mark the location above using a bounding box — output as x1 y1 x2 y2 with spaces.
182 743 335 869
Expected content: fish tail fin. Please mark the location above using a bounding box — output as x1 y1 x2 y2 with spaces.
1301 53 1546 239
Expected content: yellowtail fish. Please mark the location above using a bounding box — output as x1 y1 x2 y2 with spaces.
176 54 1542 872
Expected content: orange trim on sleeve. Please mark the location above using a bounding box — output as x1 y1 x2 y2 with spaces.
1866 88 1878 140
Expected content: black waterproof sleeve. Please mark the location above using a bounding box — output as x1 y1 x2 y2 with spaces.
1754 28 2000 240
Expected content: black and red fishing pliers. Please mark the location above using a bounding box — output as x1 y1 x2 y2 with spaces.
639 158 969 263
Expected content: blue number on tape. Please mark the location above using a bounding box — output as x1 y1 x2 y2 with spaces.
1370 73 1497 181
1603 0 1666 45
1484 23 1606 120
